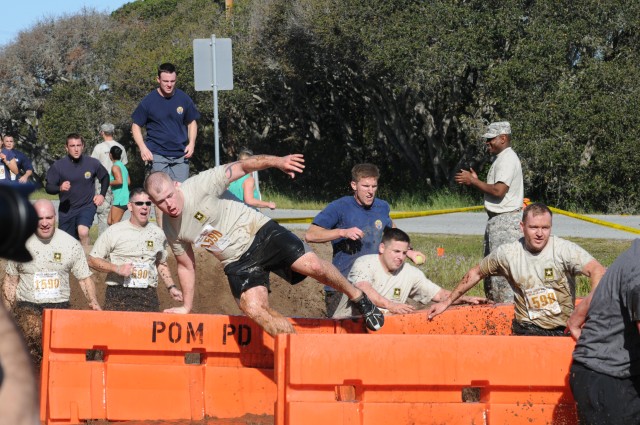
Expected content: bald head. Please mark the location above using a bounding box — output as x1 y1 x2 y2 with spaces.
144 171 184 217
33 199 56 239
144 172 173 195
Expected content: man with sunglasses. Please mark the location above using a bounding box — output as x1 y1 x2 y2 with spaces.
88 188 183 311
144 154 385 335
455 121 524 303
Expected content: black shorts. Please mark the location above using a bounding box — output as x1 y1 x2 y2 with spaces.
224 220 309 299
570 361 640 425
105 285 160 312
512 319 567 336
15 300 70 314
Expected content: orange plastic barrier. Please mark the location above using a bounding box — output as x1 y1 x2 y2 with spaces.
40 309 363 425
378 302 515 335
274 333 577 425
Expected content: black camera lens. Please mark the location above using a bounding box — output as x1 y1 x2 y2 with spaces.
0 184 37 262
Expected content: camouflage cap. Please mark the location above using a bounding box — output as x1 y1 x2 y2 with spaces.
482 121 511 139
100 123 115 133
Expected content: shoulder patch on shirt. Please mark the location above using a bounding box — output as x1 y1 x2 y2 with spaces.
53 252 62 262
544 268 554 280
194 211 207 223
393 288 401 300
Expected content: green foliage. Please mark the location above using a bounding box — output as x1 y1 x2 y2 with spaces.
3 0 640 212
39 81 103 157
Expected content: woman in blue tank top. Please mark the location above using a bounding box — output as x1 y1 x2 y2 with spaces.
227 149 276 210
108 146 130 225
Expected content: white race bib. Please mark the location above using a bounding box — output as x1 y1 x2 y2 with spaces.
123 262 152 288
524 286 562 320
194 224 231 253
0 166 6 180
33 271 62 301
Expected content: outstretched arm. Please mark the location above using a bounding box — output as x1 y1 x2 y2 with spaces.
427 264 486 319
224 154 305 184
354 281 414 314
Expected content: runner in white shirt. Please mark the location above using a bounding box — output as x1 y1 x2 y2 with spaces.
333 227 486 318
88 188 183 311
144 154 385 335
3 199 101 361
427 203 606 336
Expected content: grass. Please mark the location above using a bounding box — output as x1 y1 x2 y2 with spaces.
261 187 480 211
408 234 632 298
39 184 631 298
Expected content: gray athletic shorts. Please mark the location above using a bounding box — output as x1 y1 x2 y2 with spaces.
152 153 189 183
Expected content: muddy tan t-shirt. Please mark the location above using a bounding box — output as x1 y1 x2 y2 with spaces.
90 220 168 287
165 167 270 266
5 230 91 304
480 236 594 329
332 254 442 318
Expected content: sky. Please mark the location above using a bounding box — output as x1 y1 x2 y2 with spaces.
1 0 132 47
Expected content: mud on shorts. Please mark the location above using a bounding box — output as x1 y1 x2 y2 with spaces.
224 220 311 299
105 285 160 312
14 301 70 364
511 319 567 336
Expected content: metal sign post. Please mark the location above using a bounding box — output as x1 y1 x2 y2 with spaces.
193 36 233 166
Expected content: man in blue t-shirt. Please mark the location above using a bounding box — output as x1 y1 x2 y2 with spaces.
45 133 109 246
131 62 200 183
2 134 34 184
305 163 425 317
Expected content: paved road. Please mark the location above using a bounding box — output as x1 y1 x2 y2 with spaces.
264 209 640 240
46 200 638 240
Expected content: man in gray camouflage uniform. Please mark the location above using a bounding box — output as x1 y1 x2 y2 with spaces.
455 121 523 302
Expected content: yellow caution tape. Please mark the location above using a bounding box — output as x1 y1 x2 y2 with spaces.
273 203 640 236
390 205 485 219
548 206 640 235
272 205 485 224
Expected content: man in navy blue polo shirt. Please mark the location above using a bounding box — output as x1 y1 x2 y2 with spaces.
0 138 18 184
45 133 109 246
305 163 425 317
2 134 33 184
131 62 200 183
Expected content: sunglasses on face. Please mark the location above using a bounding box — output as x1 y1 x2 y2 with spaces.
133 201 152 206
